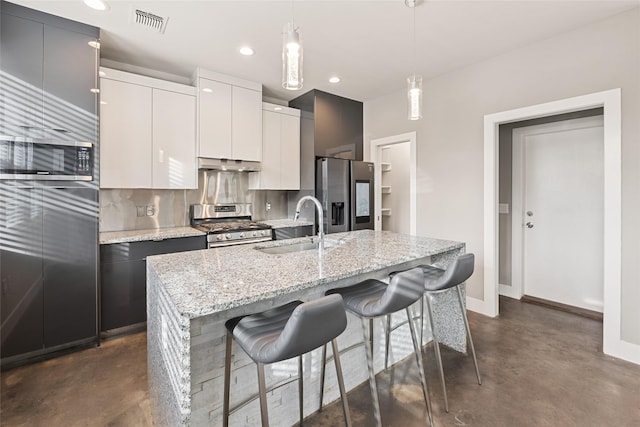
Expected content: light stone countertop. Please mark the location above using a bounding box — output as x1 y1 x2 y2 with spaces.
262 218 314 228
146 229 464 319
100 227 206 245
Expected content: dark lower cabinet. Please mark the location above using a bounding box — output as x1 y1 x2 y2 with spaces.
0 188 44 358
100 236 206 333
0 187 98 361
273 225 314 240
42 188 98 347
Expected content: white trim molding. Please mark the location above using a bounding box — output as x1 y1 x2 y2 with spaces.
481 89 638 364
370 132 417 235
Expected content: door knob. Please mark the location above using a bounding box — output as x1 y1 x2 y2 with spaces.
526 222 534 228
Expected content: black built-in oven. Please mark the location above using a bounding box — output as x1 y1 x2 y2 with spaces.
0 136 93 181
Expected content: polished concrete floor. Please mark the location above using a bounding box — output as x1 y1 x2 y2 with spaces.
2 297 639 426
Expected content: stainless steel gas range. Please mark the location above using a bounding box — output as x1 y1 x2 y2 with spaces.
190 203 272 248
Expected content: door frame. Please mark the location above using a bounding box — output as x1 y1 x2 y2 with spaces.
370 132 417 234
481 88 640 364
510 116 604 305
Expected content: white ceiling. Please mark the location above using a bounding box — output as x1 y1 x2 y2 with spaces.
11 0 639 103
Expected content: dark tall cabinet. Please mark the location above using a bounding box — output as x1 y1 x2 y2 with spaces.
0 2 100 366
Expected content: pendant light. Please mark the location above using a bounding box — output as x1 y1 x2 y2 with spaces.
282 1 303 90
406 0 422 120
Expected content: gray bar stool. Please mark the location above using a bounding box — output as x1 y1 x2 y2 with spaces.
223 294 351 427
321 268 434 427
419 253 482 413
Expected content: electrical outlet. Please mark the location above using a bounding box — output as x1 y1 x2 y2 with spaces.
136 206 145 217
266 202 271 211
146 205 155 216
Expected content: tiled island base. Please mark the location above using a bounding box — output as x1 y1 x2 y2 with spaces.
147 230 466 426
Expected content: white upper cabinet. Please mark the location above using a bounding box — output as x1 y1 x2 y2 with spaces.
197 78 232 159
249 103 300 190
99 67 197 189
99 78 152 188
231 86 262 161
152 89 197 189
194 68 262 162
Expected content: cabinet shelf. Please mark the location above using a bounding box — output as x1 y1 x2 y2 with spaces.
381 162 392 172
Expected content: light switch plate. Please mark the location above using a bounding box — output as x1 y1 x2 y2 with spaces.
136 206 145 217
499 203 509 214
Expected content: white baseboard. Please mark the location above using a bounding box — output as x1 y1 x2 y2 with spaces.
605 337 640 365
499 283 521 299
466 296 497 318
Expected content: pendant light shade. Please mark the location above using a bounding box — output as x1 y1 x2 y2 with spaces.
406 0 422 120
282 22 303 90
407 74 423 120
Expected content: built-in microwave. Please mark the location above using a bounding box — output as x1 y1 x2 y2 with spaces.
0 136 93 181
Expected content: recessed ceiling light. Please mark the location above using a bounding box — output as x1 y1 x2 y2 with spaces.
329 76 341 84
100 101 107 105
84 0 109 11
202 88 213 93
274 107 283 111
88 40 100 49
90 88 100 94
239 46 254 56
99 70 106 77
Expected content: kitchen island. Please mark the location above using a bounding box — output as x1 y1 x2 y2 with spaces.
147 230 467 426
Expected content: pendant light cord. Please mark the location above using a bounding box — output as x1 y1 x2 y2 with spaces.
412 2 416 77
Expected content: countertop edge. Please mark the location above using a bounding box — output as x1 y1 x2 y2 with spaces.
100 227 206 245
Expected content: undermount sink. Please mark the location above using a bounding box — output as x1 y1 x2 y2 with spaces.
256 238 341 255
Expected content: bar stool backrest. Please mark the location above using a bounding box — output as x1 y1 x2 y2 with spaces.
428 253 475 291
376 267 425 315
272 294 347 363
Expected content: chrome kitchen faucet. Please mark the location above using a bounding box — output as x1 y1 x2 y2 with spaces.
294 195 325 250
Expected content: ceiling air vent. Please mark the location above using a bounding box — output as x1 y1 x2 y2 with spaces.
131 8 168 34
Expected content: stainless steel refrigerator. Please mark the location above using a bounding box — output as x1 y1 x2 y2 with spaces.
316 157 374 234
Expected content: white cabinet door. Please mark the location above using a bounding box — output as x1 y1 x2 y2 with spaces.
152 89 197 189
99 78 152 188
232 86 262 161
198 78 232 159
280 113 300 190
258 110 281 189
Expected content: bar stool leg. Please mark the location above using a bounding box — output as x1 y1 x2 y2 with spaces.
384 315 391 370
419 296 425 346
406 307 434 427
257 362 270 427
425 293 449 413
456 285 482 385
223 330 232 427
331 338 353 427
319 343 327 411
298 355 304 426
361 317 382 427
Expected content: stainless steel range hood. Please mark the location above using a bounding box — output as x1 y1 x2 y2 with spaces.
197 157 261 171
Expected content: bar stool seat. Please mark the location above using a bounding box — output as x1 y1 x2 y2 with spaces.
223 294 351 427
323 268 434 427
419 253 482 413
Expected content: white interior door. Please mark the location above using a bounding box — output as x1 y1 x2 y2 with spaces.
513 116 604 312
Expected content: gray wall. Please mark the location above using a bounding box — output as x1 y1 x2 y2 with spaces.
363 8 640 345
